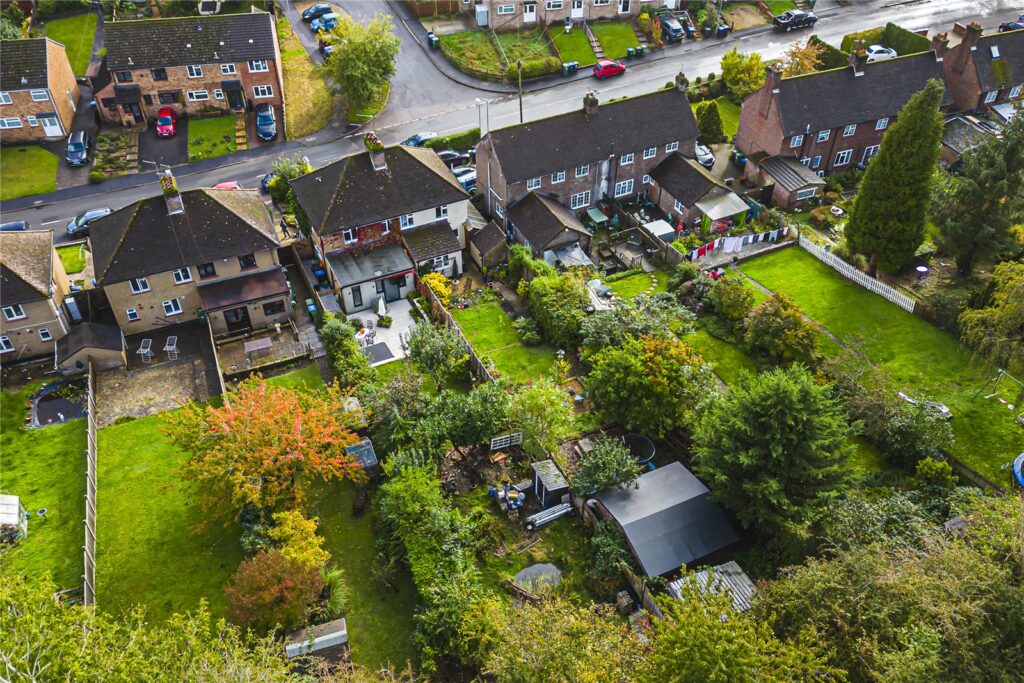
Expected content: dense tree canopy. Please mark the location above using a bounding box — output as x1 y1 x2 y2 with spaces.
324 14 401 106
568 435 641 495
224 548 325 634
580 293 692 351
779 37 824 76
320 314 373 388
720 47 766 100
695 99 724 145
959 259 1024 375
742 293 818 364
509 378 575 457
404 321 469 387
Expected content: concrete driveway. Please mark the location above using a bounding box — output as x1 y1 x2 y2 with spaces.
138 117 189 168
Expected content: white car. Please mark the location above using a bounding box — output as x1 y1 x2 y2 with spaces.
865 45 897 63
695 143 716 169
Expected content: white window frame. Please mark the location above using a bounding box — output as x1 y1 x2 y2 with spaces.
614 179 634 198
834 149 852 166
812 155 821 168
643 146 656 160
214 89 224 100
187 64 203 78
642 174 651 185
984 90 997 104
187 90 209 102
673 199 685 213
0 117 23 129
220 63 236 75
843 124 857 137
620 152 634 165
400 214 415 229
0 336 13 353
38 327 52 342
126 308 139 322
0 92 11 105
575 164 589 178
431 254 452 269
2 304 26 321
26 115 37 127
795 188 818 201
665 141 679 153
551 170 566 184
495 202 505 219
790 135 804 148
1010 85 1021 99
30 90 48 102
497 3 515 14
862 145 880 163
162 299 183 316
526 176 541 190
570 191 591 209
816 130 830 142
342 228 357 244
436 204 448 219
800 157 810 166
129 277 150 294
172 267 193 284
253 85 273 99
545 0 562 9
875 117 888 130
248 60 269 73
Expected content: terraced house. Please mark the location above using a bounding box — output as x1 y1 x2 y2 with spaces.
938 23 1024 116
0 230 72 362
92 9 282 127
0 37 80 140
473 0 662 29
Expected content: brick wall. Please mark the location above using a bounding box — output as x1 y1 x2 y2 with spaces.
735 82 785 160
0 41 79 141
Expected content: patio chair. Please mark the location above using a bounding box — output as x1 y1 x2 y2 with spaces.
137 338 153 364
163 336 179 361
365 319 375 331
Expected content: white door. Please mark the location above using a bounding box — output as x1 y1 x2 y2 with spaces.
39 114 62 137
571 0 583 18
523 2 537 22
618 0 630 14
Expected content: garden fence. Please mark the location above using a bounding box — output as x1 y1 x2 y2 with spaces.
798 236 917 313
417 280 496 384
84 360 98 606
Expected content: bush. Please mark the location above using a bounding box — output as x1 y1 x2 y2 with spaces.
88 171 104 184
423 127 481 151
520 272 589 349
603 267 642 283
743 293 818 365
508 56 561 79
508 244 556 284
809 35 849 70
421 271 451 307
320 314 372 388
512 316 542 345
225 550 324 634
914 456 957 489
878 22 930 55
879 403 954 471
667 262 700 291
708 277 755 325
377 315 393 328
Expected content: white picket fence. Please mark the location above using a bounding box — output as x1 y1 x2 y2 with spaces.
798 236 917 313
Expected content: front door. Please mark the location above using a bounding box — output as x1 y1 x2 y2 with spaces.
570 0 583 18
39 114 62 137
223 306 251 334
383 276 402 302
127 103 144 124
224 83 245 110
618 0 630 13
523 2 536 23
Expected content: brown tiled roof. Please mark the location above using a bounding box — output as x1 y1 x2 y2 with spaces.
650 153 722 206
470 221 506 254
0 230 52 305
196 266 288 311
401 223 461 262
0 38 48 90
507 192 588 252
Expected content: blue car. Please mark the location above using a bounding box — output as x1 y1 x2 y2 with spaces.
302 3 332 21
311 12 339 32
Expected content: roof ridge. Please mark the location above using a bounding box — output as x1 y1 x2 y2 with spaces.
107 9 270 26
489 85 679 134
95 201 142 285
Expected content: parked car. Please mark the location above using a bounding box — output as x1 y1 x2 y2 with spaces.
0 220 28 231
593 59 626 79
402 131 438 147
898 391 954 420
865 44 897 63
302 3 333 21
65 131 92 167
213 181 243 190
310 12 339 32
435 149 472 169
998 16 1024 32
66 207 112 236
453 166 476 188
260 173 276 194
321 44 335 58
656 9 685 43
155 107 177 138
255 103 277 141
695 143 715 169
773 9 817 31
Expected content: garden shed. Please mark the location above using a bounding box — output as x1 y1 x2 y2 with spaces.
284 618 348 662
668 560 756 612
0 494 28 543
531 459 569 509
346 437 379 477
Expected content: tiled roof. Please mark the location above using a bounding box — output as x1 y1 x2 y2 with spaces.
104 10 277 71
507 192 589 252
0 230 53 305
973 30 1024 91
759 155 825 191
90 188 279 285
941 116 995 155
650 153 722 205
56 322 124 363
486 88 699 183
0 38 48 90
401 223 461 262
470 221 506 254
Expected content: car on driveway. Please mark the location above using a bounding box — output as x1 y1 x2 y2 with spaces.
255 103 277 141
773 9 817 31
155 107 177 137
695 143 715 169
865 44 897 63
656 9 685 43
260 173 276 194
999 16 1024 32
302 3 333 21
65 131 92 167
66 207 112 237
311 13 339 32
593 59 626 79
435 149 472 169
402 131 438 147
452 165 476 188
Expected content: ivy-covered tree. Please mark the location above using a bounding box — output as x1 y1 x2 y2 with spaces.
320 314 373 388
568 435 641 495
580 293 692 351
695 99 724 145
742 293 818 364
846 79 945 274
509 378 575 457
720 47 765 100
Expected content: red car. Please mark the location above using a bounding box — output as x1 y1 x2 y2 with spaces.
593 59 626 79
155 107 177 138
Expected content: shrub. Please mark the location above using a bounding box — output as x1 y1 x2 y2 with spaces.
695 99 724 146
421 271 452 307
743 293 818 365
88 171 104 184
423 127 481 151
914 456 957 489
508 56 561 79
708 277 755 325
879 403 954 471
512 316 542 345
520 272 589 349
377 315 393 328
667 262 700 291
320 314 372 388
225 550 324 634
508 244 556 284
404 320 470 386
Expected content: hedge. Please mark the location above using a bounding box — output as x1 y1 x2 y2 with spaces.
506 55 561 79
809 35 849 71
841 23 929 56
424 128 481 151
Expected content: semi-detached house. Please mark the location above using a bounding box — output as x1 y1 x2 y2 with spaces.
0 37 80 140
0 230 72 363
474 0 662 30
938 24 1024 115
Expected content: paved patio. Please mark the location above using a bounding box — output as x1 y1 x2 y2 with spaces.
347 298 415 367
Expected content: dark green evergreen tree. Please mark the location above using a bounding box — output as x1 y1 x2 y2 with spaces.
695 99 724 145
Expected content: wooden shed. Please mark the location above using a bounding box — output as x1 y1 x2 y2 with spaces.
531 459 569 509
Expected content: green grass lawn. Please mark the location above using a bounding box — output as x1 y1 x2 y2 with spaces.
607 270 668 299
764 0 798 14
348 84 390 125
494 28 556 65
56 244 87 275
549 26 596 66
0 146 58 201
440 31 506 79
187 116 237 162
44 13 97 76
685 327 757 386
265 363 323 391
590 22 640 60
451 300 556 382
0 381 87 590
277 15 334 138
738 247 1021 484
691 96 742 139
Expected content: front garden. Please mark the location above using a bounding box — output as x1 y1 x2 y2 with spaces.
549 26 596 66
440 28 560 81
187 115 237 162
43 13 97 76
590 22 639 60
276 15 335 138
0 146 58 201
90 132 137 183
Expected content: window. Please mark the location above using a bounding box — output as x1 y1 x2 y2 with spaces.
432 254 452 269
253 85 273 98
795 188 818 201
187 65 203 78
551 170 566 184
375 279 384 293
620 152 634 165
495 203 505 219
984 90 997 104
570 191 591 209
262 300 286 316
817 129 830 142
248 60 269 72
0 336 12 353
221 63 236 75
594 0 609 4
162 299 183 316
614 179 634 197
116 71 133 83
843 124 857 137
351 287 363 308
800 157 810 166
187 90 209 102
527 176 541 190
642 174 651 185
27 116 37 127
2 304 26 321
498 3 515 13
400 214 415 229
143 94 153 105
812 155 821 169
863 144 880 162
151 68 168 81
575 164 590 178
238 253 257 269
342 228 357 244
673 200 685 213
790 135 804 148
0 117 23 129
102 97 117 109
128 277 150 294
665 141 679 153
214 89 224 100
875 117 888 130
126 308 139 322
158 91 179 104
643 147 656 160
1010 85 1021 99
0 92 10 105
30 90 48 101
834 149 852 166
197 262 217 279
545 0 562 8
436 204 448 219
172 267 192 284
38 328 52 342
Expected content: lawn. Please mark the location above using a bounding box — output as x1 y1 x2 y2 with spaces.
607 270 668 299
451 299 556 382
494 28 556 66
738 247 1022 484
57 244 87 275
187 116 237 162
0 146 58 200
0 381 87 590
277 15 334 138
440 31 506 80
265 362 323 390
348 84 390 125
685 327 757 386
590 22 640 60
691 95 742 139
549 26 596 66
44 13 97 76
764 0 798 14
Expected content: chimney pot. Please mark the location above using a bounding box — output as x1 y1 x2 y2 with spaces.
849 40 867 76
583 91 599 116
930 31 949 58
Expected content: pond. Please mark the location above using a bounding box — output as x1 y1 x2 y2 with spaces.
32 382 86 427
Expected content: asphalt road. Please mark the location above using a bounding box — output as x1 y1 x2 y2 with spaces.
6 0 1021 242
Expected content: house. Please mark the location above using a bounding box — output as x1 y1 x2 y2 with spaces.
469 220 509 269
667 560 756 613
56 322 126 375
939 114 998 169
0 38 80 140
753 155 827 209
594 461 739 577
290 143 470 314
93 9 282 127
939 24 1024 113
476 87 699 225
648 153 752 227
1 230 71 363
471 0 656 30
735 51 950 184
89 180 290 337
506 191 592 262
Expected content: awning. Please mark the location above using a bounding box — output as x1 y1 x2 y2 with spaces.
197 268 289 312
587 207 610 224
642 219 676 243
221 79 243 92
695 191 749 221
543 242 594 268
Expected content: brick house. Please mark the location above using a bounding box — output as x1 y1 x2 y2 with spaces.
93 9 282 127
290 144 471 314
89 184 290 338
506 191 592 260
0 38 80 140
1 230 72 362
476 87 699 226
734 51 950 188
474 0 663 30
938 24 1024 114
648 153 752 227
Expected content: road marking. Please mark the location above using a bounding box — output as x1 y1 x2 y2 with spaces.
41 219 64 226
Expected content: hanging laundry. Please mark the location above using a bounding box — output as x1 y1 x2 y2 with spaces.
782 226 790 237
697 245 707 258
741 234 751 246
769 229 779 241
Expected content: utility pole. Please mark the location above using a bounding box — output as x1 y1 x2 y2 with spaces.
517 60 524 124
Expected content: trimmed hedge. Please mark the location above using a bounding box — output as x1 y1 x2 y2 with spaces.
424 128 481 151
841 23 929 56
809 35 849 71
506 55 561 79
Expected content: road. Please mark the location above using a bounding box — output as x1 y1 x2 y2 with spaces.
5 0 1021 242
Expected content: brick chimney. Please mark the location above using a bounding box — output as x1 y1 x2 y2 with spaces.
962 21 983 50
364 131 387 172
849 40 867 76
161 170 184 215
759 64 782 117
584 91 599 117
930 31 949 59
675 70 689 93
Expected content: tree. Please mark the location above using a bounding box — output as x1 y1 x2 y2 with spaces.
520 272 589 349
320 313 373 388
742 293 818 364
164 378 364 525
356 368 433 452
694 365 851 533
846 79 945 274
0 16 21 40
651 15 663 47
958 258 1024 375
720 47 765 100
434 381 512 451
509 377 575 457
695 100 724 145
878 403 954 470
324 14 401 106
267 510 331 570
779 37 824 76
707 276 755 328
580 293 692 351
588 336 718 438
568 435 642 495
404 320 469 387
268 153 312 207
225 549 325 634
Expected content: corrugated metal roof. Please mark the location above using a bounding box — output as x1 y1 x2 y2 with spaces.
668 561 756 612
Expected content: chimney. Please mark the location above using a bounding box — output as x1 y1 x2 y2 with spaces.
849 40 867 76
760 64 782 118
962 21 982 50
930 31 949 59
160 170 184 215
364 131 387 172
583 91 599 117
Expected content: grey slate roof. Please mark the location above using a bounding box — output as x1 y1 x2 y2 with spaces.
196 267 288 311
471 221 507 255
773 52 950 136
290 146 469 235
0 38 49 90
56 323 124 364
668 561 756 613
650 153 723 205
973 31 1024 91
0 230 52 305
486 88 699 183
507 192 589 252
401 223 462 262
90 188 279 285
326 242 414 289
597 462 739 577
941 115 995 155
759 155 826 191
104 10 277 71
